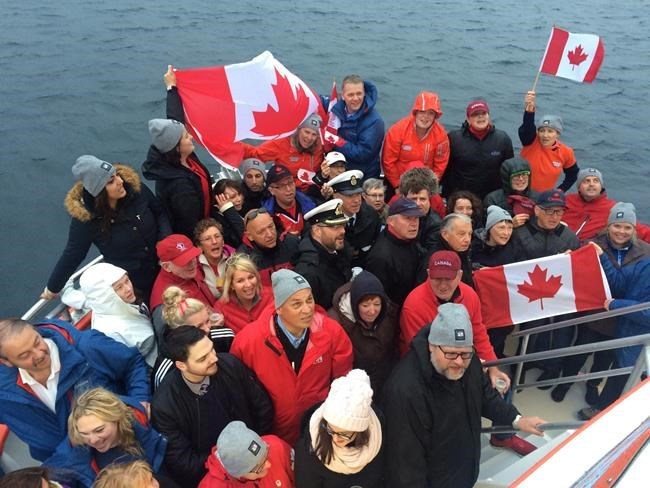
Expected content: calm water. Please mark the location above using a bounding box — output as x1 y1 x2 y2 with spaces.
1 0 648 316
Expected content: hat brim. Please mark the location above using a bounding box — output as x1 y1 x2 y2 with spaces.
537 202 567 209
317 216 350 226
171 247 202 267
428 268 460 280
392 208 426 218
337 188 364 196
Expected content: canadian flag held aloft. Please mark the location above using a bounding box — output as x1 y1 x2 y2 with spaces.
539 27 605 83
473 245 611 329
174 51 323 168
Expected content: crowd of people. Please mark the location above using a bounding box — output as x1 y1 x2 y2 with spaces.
1 70 648 488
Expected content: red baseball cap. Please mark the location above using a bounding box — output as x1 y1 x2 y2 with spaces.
466 100 489 117
428 251 461 279
156 234 201 266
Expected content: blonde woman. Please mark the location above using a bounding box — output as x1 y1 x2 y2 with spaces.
44 388 166 488
93 460 160 488
153 286 235 388
219 254 273 334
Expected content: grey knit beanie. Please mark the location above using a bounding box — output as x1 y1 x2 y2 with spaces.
577 167 604 188
271 269 311 308
428 303 474 347
148 118 184 153
239 158 267 180
485 205 513 232
538 114 563 134
216 421 268 477
298 113 322 131
72 155 115 197
608 202 637 226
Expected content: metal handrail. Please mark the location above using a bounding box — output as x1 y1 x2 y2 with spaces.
515 367 633 390
483 334 650 368
21 255 104 321
481 421 584 434
510 302 650 338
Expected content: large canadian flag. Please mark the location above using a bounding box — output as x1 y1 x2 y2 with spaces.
474 245 611 329
174 51 323 168
539 27 605 83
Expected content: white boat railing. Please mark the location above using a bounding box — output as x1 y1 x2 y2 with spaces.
21 255 104 322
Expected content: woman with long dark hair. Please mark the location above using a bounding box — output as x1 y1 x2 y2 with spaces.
142 66 244 245
43 156 170 302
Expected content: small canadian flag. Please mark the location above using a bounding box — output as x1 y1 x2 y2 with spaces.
474 245 611 329
539 27 605 83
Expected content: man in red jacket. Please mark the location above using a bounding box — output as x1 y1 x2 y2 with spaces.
400 251 506 379
150 234 217 344
230 268 353 445
564 168 650 242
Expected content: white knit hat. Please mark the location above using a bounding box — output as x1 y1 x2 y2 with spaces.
322 369 373 432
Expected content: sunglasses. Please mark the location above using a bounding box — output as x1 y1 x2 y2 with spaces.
244 207 269 226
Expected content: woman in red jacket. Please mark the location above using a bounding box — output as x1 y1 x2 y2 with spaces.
219 254 273 334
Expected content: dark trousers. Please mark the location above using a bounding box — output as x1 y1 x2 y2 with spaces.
558 326 615 385
518 316 576 375
488 325 515 358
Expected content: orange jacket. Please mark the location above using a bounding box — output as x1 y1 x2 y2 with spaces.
244 136 323 189
382 92 450 188
521 138 576 192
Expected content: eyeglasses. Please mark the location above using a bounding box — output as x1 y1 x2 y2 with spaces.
244 207 269 226
251 454 269 474
438 345 474 360
323 422 356 441
541 208 565 216
270 181 295 191
364 192 385 200
511 173 530 180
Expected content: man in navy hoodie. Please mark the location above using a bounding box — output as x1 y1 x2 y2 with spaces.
323 75 385 179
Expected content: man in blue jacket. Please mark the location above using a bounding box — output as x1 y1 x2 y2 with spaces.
0 318 150 461
324 75 385 179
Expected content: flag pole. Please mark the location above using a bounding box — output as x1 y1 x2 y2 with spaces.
532 23 556 92
531 70 542 92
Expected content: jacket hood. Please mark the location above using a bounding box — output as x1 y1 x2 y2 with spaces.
500 157 531 193
64 164 142 222
79 263 133 315
349 270 388 324
332 80 379 121
411 91 442 117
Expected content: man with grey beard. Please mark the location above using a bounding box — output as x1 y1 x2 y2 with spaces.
383 303 545 488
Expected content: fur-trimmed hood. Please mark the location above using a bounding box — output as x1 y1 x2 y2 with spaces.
64 164 142 222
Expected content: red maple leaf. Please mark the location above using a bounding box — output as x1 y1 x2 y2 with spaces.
516 265 563 310
567 45 589 70
251 68 311 137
